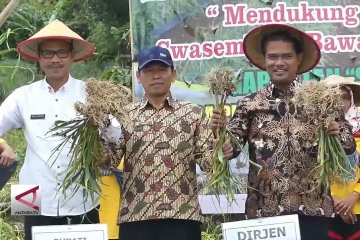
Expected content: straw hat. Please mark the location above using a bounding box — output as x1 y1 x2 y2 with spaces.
17 19 94 62
323 75 360 106
243 24 320 74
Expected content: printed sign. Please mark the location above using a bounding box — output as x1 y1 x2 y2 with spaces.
32 224 108 240
130 0 360 105
222 215 301 240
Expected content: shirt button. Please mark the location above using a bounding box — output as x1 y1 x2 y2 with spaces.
57 166 60 169
57 183 60 186
55 99 58 102
55 114 58 117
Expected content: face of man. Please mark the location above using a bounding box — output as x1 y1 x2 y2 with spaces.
38 40 74 82
137 61 176 98
264 40 303 88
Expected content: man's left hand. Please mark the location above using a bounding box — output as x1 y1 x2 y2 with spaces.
327 121 340 137
222 138 233 161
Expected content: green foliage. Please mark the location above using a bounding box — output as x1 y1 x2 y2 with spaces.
87 21 131 62
0 27 37 102
2 0 131 63
56 0 130 62
70 60 104 81
201 216 225 240
0 45 34 100
100 66 132 87
1 8 45 60
15 0 131 62
0 217 24 240
0 0 7 8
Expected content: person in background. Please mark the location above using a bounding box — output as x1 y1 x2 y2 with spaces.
324 75 360 239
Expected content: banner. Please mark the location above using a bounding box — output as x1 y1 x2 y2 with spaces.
130 0 360 107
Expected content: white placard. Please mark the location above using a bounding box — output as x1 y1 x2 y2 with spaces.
222 215 301 240
198 194 247 214
32 224 108 240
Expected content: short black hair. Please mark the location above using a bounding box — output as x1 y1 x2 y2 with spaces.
261 31 303 56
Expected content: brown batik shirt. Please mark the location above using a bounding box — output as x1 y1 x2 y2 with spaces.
107 95 213 223
228 83 355 219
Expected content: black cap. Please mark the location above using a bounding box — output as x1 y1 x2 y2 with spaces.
138 46 174 70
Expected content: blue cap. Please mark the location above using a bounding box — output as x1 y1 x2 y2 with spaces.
138 46 173 70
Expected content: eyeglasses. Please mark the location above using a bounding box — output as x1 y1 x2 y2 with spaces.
39 49 71 59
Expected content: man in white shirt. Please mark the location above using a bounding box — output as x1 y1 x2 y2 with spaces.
0 20 100 240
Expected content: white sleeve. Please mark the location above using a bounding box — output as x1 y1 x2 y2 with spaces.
100 114 123 143
0 89 24 135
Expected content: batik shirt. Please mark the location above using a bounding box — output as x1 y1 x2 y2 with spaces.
106 95 213 223
228 83 355 218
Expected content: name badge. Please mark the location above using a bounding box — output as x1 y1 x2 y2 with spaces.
155 142 170 149
30 114 45 120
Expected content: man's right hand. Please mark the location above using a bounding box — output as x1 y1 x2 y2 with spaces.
211 109 227 135
0 142 16 167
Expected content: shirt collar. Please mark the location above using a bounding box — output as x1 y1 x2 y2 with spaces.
269 77 300 98
41 75 74 93
139 93 176 110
